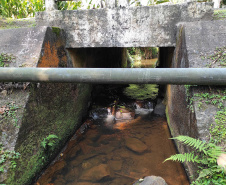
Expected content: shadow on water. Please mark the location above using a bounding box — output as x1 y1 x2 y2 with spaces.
35 83 189 185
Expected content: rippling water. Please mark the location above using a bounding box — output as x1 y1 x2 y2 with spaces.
36 99 189 185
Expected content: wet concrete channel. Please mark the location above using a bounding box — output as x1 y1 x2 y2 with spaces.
35 59 190 185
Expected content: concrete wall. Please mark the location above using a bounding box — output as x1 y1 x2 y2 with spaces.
0 26 128 184
166 20 226 181
0 27 92 184
35 2 213 48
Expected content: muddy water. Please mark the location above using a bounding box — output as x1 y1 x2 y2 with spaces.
36 98 189 185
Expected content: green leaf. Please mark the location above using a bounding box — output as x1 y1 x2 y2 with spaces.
197 169 212 180
46 134 58 140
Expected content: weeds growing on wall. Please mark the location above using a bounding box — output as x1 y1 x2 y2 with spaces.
41 134 59 152
193 89 226 145
201 46 226 68
0 144 20 173
164 136 226 185
0 102 20 127
174 87 226 184
0 53 15 67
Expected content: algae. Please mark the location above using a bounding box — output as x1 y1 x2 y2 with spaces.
5 83 92 185
52 27 61 37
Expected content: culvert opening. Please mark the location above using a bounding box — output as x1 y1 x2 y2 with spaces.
35 47 189 185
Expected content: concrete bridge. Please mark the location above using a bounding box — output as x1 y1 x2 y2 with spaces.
0 2 226 185
36 1 213 48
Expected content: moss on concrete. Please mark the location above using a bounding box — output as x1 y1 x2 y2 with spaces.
52 27 61 37
1 26 92 185
5 83 92 185
192 87 226 149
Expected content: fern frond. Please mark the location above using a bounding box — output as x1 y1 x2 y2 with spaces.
207 144 223 159
172 135 207 153
164 152 199 163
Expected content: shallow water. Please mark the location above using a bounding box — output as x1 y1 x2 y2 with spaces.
36 99 189 185
133 58 158 68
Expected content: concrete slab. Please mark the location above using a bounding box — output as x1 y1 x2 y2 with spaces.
36 2 213 48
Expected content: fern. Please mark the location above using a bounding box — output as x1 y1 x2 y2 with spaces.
164 152 199 163
171 135 208 153
164 135 225 185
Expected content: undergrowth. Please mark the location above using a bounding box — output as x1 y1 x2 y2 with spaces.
0 53 15 67
0 144 20 173
0 102 20 127
214 9 226 20
200 46 226 68
165 136 226 185
193 89 226 145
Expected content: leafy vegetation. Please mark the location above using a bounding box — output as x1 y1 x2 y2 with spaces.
183 86 226 183
0 0 81 18
201 46 226 68
56 1 82 10
0 0 180 19
184 85 198 112
0 53 15 67
128 47 158 59
214 9 226 20
193 89 226 145
41 134 59 151
0 0 45 18
0 102 20 127
210 110 226 144
165 135 226 185
0 144 20 173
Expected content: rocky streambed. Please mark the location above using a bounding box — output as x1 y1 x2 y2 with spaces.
35 85 189 185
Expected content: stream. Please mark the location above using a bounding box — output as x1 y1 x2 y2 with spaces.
35 84 189 185
35 58 189 185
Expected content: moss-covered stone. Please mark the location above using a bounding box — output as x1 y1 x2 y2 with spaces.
5 83 92 185
52 27 61 37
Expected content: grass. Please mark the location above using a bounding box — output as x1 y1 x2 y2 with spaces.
214 9 226 20
0 17 36 30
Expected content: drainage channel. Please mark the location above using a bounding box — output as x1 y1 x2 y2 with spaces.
35 83 189 185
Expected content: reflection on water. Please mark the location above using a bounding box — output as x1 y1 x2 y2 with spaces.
133 58 158 68
36 99 189 185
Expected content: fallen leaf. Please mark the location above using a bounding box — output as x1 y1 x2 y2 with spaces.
0 107 6 114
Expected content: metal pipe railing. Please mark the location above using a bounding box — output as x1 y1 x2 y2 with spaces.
0 68 225 85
